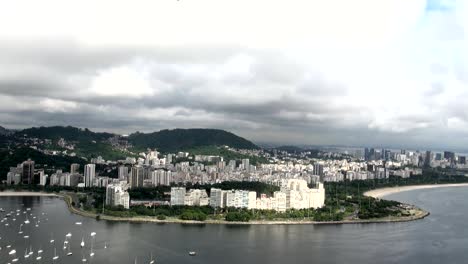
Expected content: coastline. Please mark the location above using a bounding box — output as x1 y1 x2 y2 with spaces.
0 191 58 197
7 184 464 225
364 183 468 199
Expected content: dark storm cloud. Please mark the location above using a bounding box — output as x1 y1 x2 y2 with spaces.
0 37 467 149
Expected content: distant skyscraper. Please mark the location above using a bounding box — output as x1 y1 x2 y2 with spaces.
424 151 432 167
84 164 96 187
459 156 466 165
364 148 370 161
118 166 128 181
242 159 250 171
313 163 324 182
130 166 144 188
444 151 456 163
22 159 35 185
435 153 442 161
70 163 80 174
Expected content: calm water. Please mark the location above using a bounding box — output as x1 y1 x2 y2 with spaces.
1 187 467 264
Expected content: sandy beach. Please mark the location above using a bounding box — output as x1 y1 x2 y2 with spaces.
0 191 58 197
364 183 468 198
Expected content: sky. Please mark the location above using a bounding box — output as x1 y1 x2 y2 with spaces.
0 0 467 150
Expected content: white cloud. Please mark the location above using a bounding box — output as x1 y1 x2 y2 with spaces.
89 65 155 97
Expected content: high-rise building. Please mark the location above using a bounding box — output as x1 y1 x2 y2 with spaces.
84 164 96 187
39 171 47 186
118 166 128 181
130 166 144 188
242 159 250 171
106 182 130 209
70 163 80 174
444 151 456 163
184 189 210 206
281 179 325 210
459 156 466 165
22 159 35 185
313 163 324 181
209 188 225 208
170 187 186 206
435 153 442 161
424 151 432 167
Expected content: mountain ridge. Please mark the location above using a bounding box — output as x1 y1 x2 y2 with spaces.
14 126 259 152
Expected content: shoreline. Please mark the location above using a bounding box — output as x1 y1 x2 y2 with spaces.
3 182 465 225
364 183 468 199
1 189 430 225
0 191 58 197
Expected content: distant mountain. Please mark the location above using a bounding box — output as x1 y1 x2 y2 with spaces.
0 126 12 136
128 128 259 152
16 126 115 142
275 145 304 153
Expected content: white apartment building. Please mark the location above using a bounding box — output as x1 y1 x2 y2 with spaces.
84 164 96 187
106 182 130 209
170 187 186 206
184 189 209 206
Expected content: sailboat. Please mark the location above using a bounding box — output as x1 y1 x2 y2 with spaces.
104 242 107 249
52 248 59 260
24 248 29 258
24 214 30 224
67 243 73 256
9 249 19 262
18 224 23 234
36 247 42 261
81 237 85 248
50 233 55 244
149 252 155 264
90 232 96 257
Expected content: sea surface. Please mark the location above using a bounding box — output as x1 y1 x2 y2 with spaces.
1 187 467 264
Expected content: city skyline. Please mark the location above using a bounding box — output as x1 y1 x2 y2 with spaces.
1 0 468 149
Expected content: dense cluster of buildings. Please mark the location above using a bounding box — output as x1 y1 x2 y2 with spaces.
170 179 325 212
5 144 468 211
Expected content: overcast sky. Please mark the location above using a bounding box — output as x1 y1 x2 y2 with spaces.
1 0 467 149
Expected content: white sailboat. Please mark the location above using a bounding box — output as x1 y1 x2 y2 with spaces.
149 252 155 264
24 248 29 258
52 248 59 260
90 232 96 257
81 237 85 248
36 247 42 261
9 249 18 262
18 224 23 234
67 243 73 256
24 214 30 224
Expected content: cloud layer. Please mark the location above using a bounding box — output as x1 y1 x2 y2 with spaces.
1 0 468 149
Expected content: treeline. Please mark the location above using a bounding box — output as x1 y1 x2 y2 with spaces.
183 145 269 165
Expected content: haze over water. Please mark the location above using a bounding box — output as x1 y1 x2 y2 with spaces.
1 187 467 264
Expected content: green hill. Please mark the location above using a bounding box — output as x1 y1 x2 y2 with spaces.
0 147 86 180
16 126 114 141
128 128 258 153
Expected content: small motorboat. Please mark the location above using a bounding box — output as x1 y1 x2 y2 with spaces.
189 251 197 256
